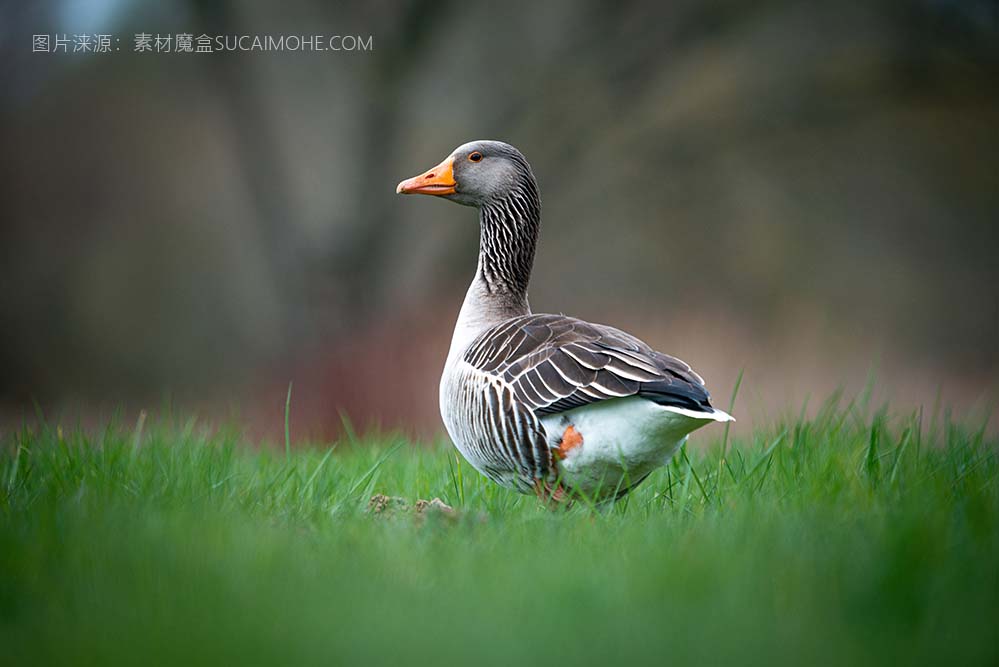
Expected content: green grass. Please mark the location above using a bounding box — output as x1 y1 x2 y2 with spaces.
1 398 997 666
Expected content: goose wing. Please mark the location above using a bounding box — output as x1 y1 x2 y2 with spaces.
464 313 716 418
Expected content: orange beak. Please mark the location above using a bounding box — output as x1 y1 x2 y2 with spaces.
396 156 456 195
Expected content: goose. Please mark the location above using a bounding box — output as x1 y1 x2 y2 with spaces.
397 140 732 503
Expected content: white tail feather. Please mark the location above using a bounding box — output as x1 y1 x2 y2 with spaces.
660 405 735 422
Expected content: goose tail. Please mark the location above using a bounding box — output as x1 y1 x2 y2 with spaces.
661 405 735 422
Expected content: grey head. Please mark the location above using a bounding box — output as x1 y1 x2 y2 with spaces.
396 140 538 208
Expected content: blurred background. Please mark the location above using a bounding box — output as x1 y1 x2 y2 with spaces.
1 0 997 441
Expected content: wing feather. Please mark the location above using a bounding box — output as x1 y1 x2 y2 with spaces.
463 313 717 418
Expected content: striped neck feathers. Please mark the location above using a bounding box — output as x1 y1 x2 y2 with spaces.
448 171 541 363
476 180 541 305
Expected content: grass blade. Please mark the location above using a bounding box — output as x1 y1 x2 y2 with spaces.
284 382 294 460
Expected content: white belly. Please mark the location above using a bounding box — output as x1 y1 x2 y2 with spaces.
541 397 732 500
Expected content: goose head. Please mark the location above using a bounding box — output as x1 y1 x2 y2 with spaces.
396 140 537 208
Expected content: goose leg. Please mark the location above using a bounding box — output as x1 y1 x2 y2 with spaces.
533 477 570 509
554 424 584 460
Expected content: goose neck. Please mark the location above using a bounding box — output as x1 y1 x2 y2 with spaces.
446 191 541 363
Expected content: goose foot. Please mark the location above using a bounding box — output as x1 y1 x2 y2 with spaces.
533 478 570 509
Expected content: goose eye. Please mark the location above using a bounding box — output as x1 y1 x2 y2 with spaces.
468 152 483 162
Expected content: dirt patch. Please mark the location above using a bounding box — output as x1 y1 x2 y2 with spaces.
367 494 459 522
